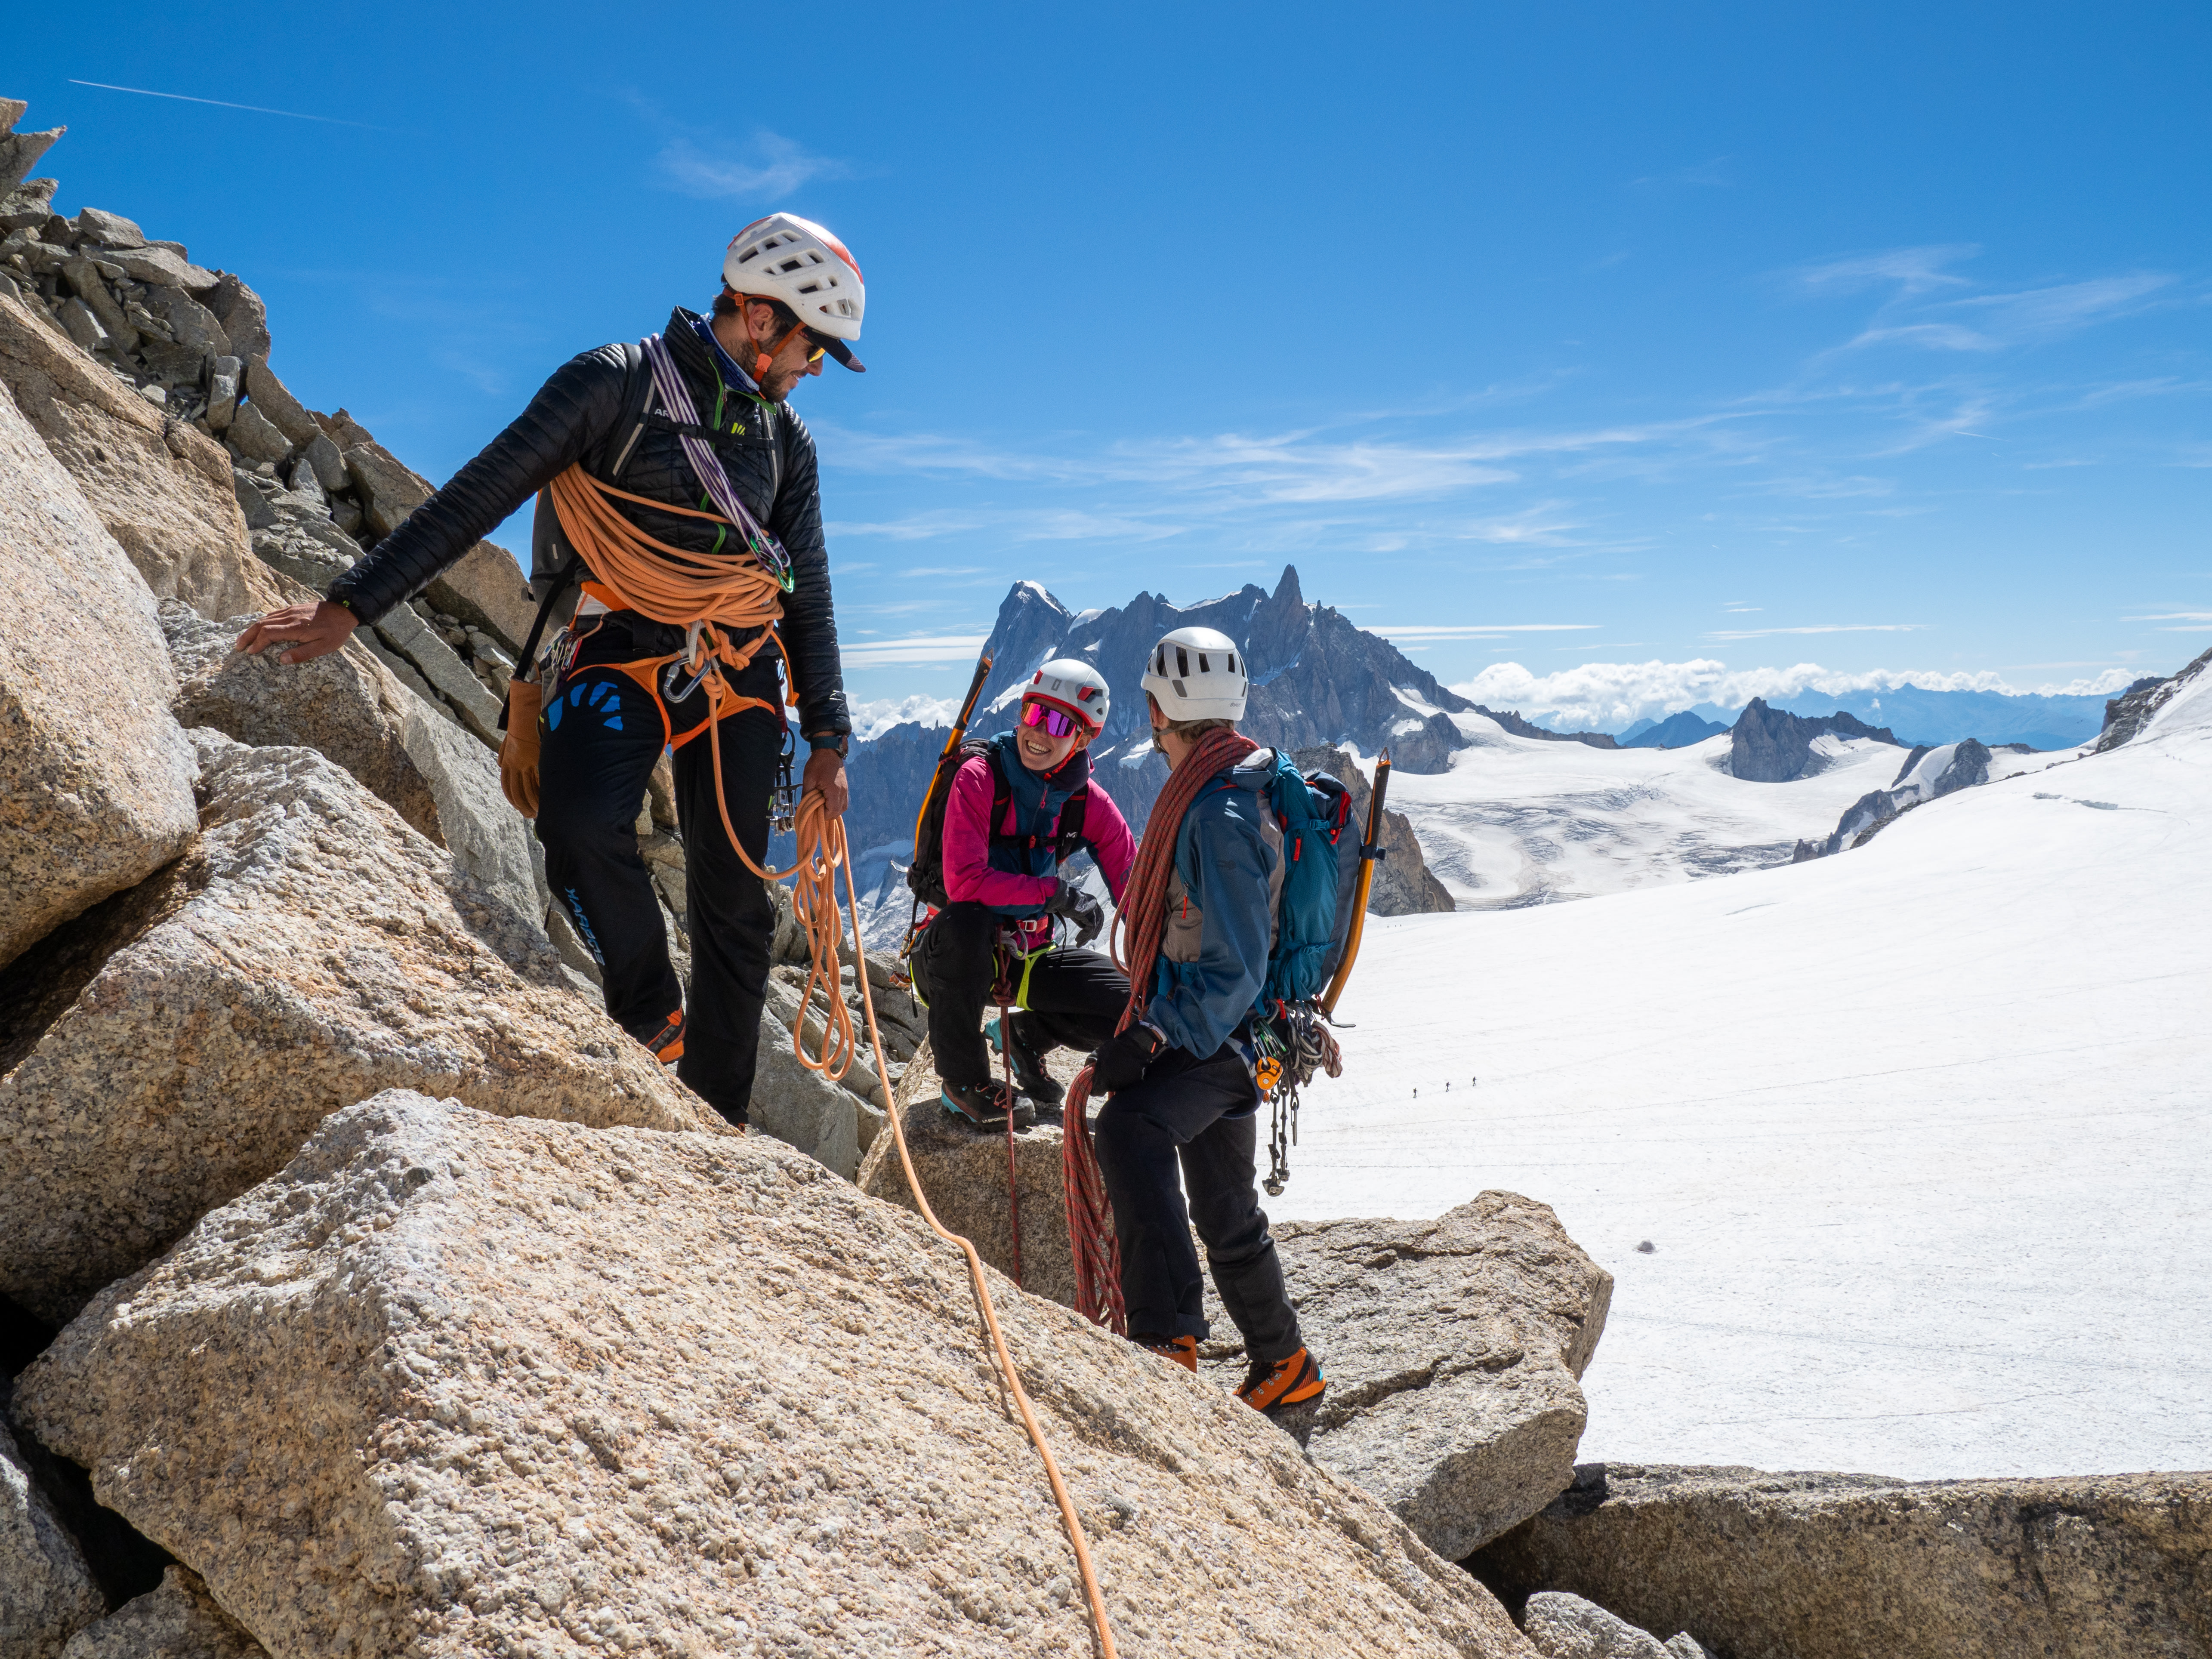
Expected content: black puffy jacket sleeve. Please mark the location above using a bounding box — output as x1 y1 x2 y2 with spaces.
768 407 850 742
326 345 631 626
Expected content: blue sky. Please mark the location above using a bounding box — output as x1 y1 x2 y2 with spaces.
14 2 2209 718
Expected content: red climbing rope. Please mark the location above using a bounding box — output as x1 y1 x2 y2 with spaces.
1061 728 1259 1331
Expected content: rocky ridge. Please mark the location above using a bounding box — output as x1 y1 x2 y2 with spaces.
2092 642 2212 754
19 1092 1541 1659
1470 1462 2212 1659
866 1044 1615 1566
0 102 527 751
1727 698 1899 784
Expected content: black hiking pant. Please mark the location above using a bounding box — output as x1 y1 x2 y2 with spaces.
909 901 1128 1090
1094 1044 1303 1364
535 615 784 1128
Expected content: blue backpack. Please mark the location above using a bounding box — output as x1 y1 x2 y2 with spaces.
1255 750 1360 1007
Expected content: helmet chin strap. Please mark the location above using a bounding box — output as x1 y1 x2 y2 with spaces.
754 313 811 385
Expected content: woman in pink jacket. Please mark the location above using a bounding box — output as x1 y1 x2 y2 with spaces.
910 660 1136 1131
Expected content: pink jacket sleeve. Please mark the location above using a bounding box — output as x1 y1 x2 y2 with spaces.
1079 784 1136 904
941 755 1061 910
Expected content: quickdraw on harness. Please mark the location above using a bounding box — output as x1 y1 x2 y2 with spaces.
1250 1000 1344 1198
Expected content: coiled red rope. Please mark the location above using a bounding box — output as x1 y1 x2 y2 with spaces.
1061 728 1258 1331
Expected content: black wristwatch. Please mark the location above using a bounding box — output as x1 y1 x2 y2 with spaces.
807 732 849 758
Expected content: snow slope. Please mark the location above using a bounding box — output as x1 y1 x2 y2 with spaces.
1390 713 1946 907
1286 672 2211 1479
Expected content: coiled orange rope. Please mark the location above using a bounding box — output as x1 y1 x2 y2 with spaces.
544 469 1118 1654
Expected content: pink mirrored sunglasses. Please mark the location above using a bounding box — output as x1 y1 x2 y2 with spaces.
1020 701 1083 739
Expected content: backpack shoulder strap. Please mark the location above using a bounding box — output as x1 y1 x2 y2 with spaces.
1054 785 1089 858
985 743 1014 842
599 340 656 484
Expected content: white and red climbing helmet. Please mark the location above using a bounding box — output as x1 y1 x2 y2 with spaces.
1142 626 1248 722
722 212 867 370
1024 658 1110 736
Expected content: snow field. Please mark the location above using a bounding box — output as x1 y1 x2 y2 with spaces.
1286 681 2212 1479
1392 717 1937 907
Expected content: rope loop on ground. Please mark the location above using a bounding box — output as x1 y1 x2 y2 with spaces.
826 803 1120 1659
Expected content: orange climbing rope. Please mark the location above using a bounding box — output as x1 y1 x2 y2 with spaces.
817 796 1121 1659
542 470 1118 1654
1060 727 1260 1331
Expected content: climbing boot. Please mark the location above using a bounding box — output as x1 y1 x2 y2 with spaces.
986 1011 1064 1106
641 1008 685 1066
939 1079 1037 1133
1132 1332 1198 1374
1237 1347 1325 1417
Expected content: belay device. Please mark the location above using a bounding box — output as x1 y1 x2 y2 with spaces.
1253 748 1393 1196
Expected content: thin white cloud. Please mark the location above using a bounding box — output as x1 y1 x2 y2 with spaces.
2128 611 2212 622
1959 274 2172 336
1705 623 1928 641
839 634 991 668
1846 322 1999 353
655 131 849 200
1792 245 1980 296
829 508 1186 545
1373 624 1600 639
1450 658 2139 730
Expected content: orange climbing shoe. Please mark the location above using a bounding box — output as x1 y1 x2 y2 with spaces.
642 1008 685 1065
1237 1347 1325 1416
1132 1333 1198 1374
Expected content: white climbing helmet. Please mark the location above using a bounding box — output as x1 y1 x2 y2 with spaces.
1141 626 1248 722
1024 657 1111 736
722 213 866 366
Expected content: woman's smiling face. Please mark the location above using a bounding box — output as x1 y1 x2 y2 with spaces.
1016 700 1087 771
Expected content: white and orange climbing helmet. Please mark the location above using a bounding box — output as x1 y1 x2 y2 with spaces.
1023 658 1111 737
722 213 866 370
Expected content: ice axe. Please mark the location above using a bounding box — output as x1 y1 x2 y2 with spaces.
908 649 994 852
1319 748 1391 1018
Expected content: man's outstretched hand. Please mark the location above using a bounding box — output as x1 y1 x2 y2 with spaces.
234 600 360 666
803 747 849 819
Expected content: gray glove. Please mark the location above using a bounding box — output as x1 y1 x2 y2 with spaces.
1046 879 1105 947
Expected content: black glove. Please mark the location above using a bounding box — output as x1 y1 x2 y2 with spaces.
1046 879 1105 948
1089 1023 1167 1094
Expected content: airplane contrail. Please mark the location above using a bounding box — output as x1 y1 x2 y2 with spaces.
66 79 385 130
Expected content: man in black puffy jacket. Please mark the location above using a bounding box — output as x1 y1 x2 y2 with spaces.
235 213 866 1129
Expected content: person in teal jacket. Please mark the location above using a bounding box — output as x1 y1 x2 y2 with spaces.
1089 626 1326 1421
